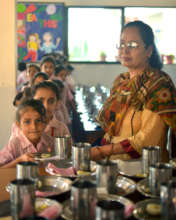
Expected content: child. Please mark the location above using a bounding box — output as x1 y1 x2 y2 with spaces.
52 79 71 127
32 81 71 138
40 56 56 79
0 99 54 168
16 62 27 92
52 65 75 111
31 72 49 86
26 64 40 83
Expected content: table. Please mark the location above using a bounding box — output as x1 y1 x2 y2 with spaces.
1 166 171 219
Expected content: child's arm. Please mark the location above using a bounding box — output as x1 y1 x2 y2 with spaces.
2 152 35 168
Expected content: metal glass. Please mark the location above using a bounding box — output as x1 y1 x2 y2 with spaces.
16 161 38 180
160 180 176 220
72 142 91 171
96 200 124 220
10 179 35 220
142 146 161 176
55 135 72 159
71 179 97 220
149 162 172 196
96 160 118 194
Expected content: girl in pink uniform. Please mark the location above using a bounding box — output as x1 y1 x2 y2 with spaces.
0 99 53 167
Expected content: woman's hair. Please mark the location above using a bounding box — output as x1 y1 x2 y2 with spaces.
28 64 40 72
16 99 46 123
54 65 66 76
31 72 49 85
40 56 56 68
32 80 60 100
122 20 163 70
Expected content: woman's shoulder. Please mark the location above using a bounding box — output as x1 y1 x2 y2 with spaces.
148 69 176 89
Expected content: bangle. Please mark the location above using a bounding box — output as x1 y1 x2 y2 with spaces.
111 143 114 154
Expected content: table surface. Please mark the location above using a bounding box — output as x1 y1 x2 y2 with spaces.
1 166 170 220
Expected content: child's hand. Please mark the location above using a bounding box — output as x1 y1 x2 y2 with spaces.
17 152 35 163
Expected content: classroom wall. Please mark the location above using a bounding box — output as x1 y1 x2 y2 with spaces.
0 0 176 149
0 1 16 149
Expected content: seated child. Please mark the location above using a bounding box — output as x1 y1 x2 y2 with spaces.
32 80 71 138
52 79 71 127
31 72 49 86
0 99 54 168
40 56 56 79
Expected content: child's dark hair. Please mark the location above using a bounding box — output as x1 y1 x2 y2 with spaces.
13 92 24 106
54 65 66 76
18 62 27 71
31 72 49 85
28 64 40 72
16 99 46 123
32 80 60 100
40 56 56 68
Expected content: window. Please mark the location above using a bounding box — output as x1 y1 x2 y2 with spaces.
125 7 176 64
68 7 122 62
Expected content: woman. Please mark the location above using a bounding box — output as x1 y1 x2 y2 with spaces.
91 20 176 161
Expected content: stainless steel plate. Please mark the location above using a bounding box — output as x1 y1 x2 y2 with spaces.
61 193 135 219
6 176 72 198
170 158 176 169
35 197 62 215
45 160 96 178
115 175 136 196
136 178 159 198
36 175 72 197
133 198 161 220
112 159 144 178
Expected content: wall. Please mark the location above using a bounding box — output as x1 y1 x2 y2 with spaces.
0 0 176 149
0 1 16 149
72 64 176 88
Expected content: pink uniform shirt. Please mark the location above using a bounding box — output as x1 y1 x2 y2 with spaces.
0 130 54 166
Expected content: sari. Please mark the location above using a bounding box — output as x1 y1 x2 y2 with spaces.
96 68 176 160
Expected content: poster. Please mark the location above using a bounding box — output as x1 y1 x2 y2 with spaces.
17 2 65 62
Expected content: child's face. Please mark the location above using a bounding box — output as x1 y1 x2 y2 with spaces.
33 76 45 85
58 69 67 81
17 107 45 145
40 62 55 78
29 35 36 42
27 66 39 80
33 88 58 121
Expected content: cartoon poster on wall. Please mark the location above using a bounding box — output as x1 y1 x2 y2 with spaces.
17 3 65 62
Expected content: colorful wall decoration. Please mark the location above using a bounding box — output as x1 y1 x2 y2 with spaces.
17 3 65 62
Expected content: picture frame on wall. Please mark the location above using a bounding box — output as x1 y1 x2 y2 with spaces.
17 2 66 63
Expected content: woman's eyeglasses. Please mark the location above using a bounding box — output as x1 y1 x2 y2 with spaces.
117 41 139 50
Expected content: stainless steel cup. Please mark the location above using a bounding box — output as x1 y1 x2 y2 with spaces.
142 146 161 176
160 180 176 220
96 200 125 220
16 161 38 180
149 162 172 196
55 135 72 159
10 179 35 220
72 142 91 171
96 160 118 194
71 179 97 220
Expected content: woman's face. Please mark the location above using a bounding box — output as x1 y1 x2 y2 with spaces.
33 88 57 121
118 27 152 72
41 62 55 78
